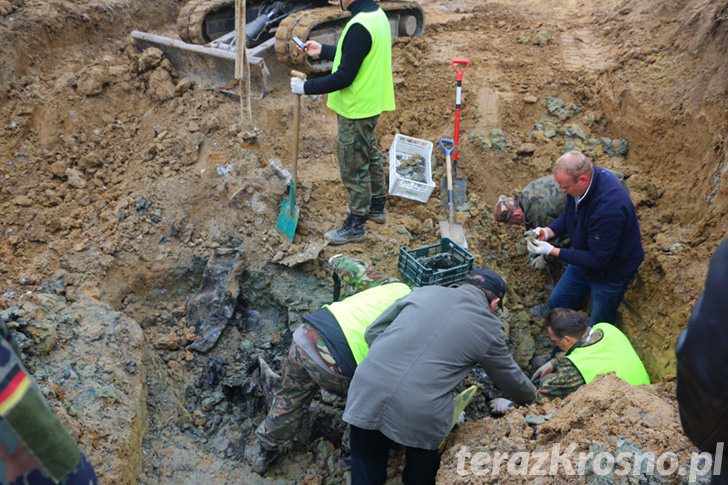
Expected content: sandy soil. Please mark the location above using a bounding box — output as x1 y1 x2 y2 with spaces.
1 0 727 482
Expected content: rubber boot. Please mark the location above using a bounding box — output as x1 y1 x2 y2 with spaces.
326 213 367 245
366 196 387 224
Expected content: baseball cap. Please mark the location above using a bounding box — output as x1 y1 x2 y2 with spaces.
463 268 507 308
493 195 516 223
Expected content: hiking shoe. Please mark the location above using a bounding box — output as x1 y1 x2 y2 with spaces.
326 214 366 245
366 196 387 224
244 439 279 475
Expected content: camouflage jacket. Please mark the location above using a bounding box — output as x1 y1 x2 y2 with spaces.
516 175 566 230
537 354 585 400
517 171 625 229
328 254 401 299
537 327 608 400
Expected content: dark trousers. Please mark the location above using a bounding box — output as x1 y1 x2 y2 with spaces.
350 425 440 485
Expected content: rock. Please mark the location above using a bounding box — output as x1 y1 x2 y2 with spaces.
65 168 86 189
138 48 164 73
525 413 553 425
76 65 109 96
523 94 538 104
12 195 33 206
565 123 587 140
516 143 537 156
153 331 182 350
545 96 582 121
48 161 69 177
148 68 176 102
532 29 552 46
11 294 147 484
135 196 151 212
489 128 508 151
80 152 103 172
600 137 629 157
175 78 193 96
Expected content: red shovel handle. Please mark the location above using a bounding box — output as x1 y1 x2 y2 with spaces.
451 58 470 80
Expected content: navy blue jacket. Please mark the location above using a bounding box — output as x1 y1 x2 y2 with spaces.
676 238 728 465
548 166 644 282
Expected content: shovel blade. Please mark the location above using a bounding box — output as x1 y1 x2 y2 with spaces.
453 178 468 210
439 220 467 248
277 197 300 241
440 176 469 211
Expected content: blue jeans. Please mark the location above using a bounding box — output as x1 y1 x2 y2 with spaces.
547 265 635 326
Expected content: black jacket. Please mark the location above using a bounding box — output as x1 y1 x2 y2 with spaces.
676 238 728 471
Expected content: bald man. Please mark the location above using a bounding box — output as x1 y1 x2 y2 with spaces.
526 151 643 326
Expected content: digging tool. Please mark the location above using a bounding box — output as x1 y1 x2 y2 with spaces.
451 58 470 209
438 138 467 247
276 70 305 240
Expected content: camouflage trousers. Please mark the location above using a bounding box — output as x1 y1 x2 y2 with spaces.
337 114 387 216
256 339 350 449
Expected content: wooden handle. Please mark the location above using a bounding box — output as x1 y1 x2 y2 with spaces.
291 70 307 80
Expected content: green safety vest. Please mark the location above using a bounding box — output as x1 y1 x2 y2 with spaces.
327 8 395 119
566 322 651 385
325 282 410 364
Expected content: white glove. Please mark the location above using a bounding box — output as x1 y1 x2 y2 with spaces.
529 254 547 270
489 397 513 415
531 361 555 382
290 77 305 95
525 227 549 240
527 239 554 256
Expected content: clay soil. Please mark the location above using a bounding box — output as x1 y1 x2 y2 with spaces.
1 0 727 482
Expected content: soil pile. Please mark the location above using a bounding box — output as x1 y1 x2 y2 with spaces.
439 374 706 484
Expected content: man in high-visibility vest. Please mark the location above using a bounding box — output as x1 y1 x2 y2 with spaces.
489 307 649 414
291 0 395 245
244 255 410 474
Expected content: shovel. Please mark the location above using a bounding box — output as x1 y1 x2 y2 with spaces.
451 58 470 210
277 71 305 240
438 138 467 247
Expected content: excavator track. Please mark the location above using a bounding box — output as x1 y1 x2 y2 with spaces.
274 1 425 74
177 0 235 45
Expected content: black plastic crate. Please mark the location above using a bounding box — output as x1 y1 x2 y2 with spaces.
398 238 475 287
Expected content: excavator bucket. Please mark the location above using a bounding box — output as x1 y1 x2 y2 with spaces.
131 30 271 97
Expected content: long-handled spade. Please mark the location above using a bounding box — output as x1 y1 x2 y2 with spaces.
438 138 467 247
451 58 470 209
277 70 305 240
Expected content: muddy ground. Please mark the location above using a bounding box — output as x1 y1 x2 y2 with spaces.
0 0 727 482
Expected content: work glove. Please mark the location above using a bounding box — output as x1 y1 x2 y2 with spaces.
527 238 554 256
531 361 555 382
525 227 550 240
529 254 547 270
290 77 305 95
489 397 513 416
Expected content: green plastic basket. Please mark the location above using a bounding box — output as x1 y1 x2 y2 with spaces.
398 238 474 287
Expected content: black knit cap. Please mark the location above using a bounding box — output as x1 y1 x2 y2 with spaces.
463 267 507 307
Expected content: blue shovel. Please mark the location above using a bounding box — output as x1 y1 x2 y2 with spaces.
277 71 305 240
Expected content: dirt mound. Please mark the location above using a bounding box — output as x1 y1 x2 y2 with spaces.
439 374 704 483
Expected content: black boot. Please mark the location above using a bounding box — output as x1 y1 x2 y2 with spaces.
326 213 367 245
366 196 387 224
